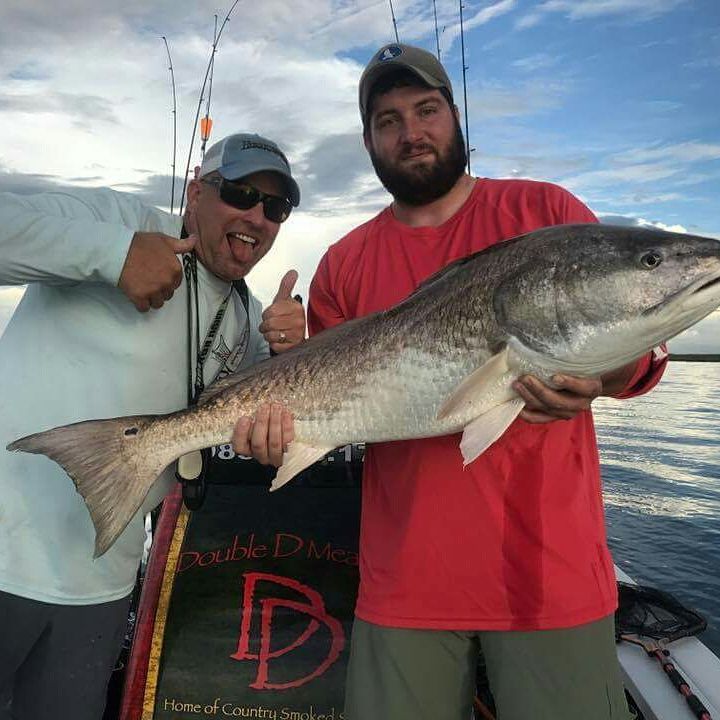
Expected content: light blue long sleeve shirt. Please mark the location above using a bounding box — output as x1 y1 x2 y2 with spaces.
0 188 268 604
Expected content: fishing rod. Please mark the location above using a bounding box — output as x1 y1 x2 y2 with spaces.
388 0 400 42
458 0 471 174
179 0 242 215
161 36 178 215
616 582 714 720
432 0 441 60
623 640 713 720
200 15 219 161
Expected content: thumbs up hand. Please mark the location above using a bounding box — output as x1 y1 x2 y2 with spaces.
259 269 306 353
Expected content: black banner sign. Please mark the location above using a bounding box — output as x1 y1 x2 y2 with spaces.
139 454 362 720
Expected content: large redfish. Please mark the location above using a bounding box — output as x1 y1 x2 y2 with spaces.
8 224 720 556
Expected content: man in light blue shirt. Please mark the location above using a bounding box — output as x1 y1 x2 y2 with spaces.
0 133 304 720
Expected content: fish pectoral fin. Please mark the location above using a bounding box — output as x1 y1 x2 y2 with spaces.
437 348 512 421
460 398 524 466
269 442 337 491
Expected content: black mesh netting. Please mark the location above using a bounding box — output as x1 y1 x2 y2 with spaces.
615 581 707 642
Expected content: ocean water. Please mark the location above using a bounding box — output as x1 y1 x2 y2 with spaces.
594 361 720 656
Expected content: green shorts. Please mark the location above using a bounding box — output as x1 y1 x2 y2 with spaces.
344 614 633 720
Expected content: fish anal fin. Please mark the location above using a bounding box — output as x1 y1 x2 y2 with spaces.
460 398 524 466
438 348 513 421
270 442 337 491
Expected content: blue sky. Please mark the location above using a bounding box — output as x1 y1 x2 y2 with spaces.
392 0 720 235
0 0 718 350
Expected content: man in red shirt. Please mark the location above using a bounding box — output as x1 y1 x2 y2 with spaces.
237 44 666 719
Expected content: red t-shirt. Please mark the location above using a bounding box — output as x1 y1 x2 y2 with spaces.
308 178 667 631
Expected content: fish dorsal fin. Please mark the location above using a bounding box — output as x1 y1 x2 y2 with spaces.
405 251 480 300
437 348 514 420
460 399 525 465
269 442 337 491
196 369 255 406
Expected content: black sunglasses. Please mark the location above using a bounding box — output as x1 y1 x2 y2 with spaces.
203 177 293 224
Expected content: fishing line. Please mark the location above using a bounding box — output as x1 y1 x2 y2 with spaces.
200 15 219 161
161 36 178 214
432 0 441 60
458 0 471 174
179 0 242 215
388 0 400 42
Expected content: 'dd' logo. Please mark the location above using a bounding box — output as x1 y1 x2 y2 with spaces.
378 45 402 62
231 572 345 690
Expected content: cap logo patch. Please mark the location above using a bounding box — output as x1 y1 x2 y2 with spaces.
378 45 402 62
234 140 289 166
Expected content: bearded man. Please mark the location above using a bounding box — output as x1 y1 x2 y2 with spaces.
237 46 667 720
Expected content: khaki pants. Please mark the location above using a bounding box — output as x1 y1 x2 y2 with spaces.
345 614 633 720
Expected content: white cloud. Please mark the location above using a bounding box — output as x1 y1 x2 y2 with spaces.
468 78 572 120
473 150 590 183
611 141 720 165
562 163 684 194
517 0 686 29
614 193 684 205
0 0 717 357
534 0 685 20
247 209 375 306
444 0 517 46
367 0 517 57
597 214 689 234
0 32 366 208
511 53 562 73
551 139 720 219
516 13 542 29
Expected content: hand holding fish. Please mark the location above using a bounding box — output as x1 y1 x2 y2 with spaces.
258 269 306 353
514 373 603 423
232 271 304 466
231 403 295 467
118 231 197 312
514 360 639 423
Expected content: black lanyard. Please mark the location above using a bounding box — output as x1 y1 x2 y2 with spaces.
183 250 231 404
178 235 249 511
181 239 250 408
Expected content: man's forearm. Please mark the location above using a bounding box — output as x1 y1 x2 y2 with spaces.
0 192 134 287
600 359 641 397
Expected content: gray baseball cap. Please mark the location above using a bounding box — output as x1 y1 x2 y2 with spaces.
199 133 300 207
359 43 454 121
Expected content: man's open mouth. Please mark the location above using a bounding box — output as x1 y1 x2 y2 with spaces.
227 232 256 246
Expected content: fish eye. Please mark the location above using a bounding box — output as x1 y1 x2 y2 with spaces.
640 250 663 269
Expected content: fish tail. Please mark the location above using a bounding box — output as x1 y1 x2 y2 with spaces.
7 415 174 558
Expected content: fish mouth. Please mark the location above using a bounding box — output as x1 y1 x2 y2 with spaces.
646 267 720 315
695 273 720 294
